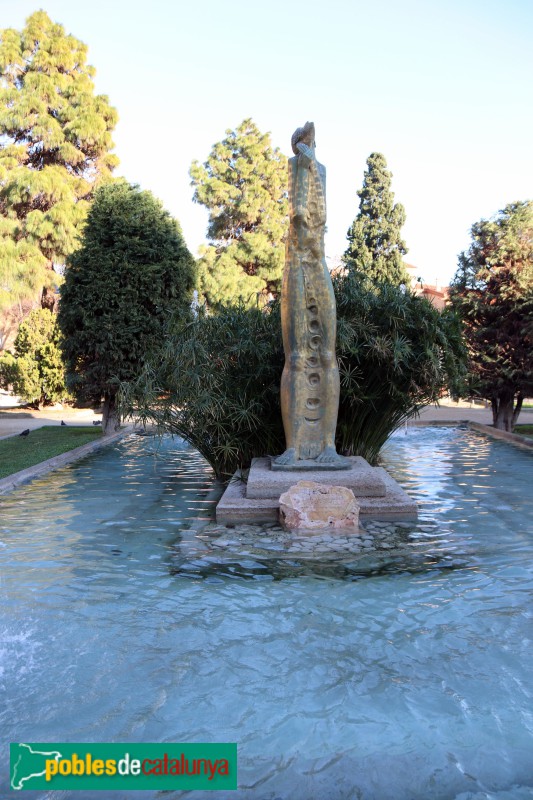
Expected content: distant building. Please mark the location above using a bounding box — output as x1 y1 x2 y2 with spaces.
404 263 449 311
326 254 344 273
324 258 450 310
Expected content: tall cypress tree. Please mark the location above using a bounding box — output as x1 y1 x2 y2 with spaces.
58 182 196 433
0 11 118 320
343 152 408 285
190 119 288 308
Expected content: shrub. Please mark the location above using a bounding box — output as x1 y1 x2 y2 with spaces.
0 308 70 406
122 278 465 478
335 274 466 463
120 304 285 479
0 351 18 391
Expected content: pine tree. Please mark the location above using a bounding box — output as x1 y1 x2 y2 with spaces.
343 152 408 285
190 119 288 307
449 201 533 431
58 181 196 433
0 11 119 320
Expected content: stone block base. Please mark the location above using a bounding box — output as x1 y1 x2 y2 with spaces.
246 456 386 498
270 456 351 472
216 465 417 525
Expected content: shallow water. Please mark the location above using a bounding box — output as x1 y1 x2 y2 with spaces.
1 427 533 799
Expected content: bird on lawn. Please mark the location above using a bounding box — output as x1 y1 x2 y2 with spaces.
19 429 30 437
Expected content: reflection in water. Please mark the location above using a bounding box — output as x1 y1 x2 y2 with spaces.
1 428 533 799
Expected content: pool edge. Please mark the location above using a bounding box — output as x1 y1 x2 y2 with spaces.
0 427 133 495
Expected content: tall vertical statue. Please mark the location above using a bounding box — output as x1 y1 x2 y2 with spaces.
274 122 349 470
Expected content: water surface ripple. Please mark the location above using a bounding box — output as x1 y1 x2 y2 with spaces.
1 427 532 799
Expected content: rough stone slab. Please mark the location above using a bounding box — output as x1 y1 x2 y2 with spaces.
246 456 386 499
216 467 417 525
279 481 360 531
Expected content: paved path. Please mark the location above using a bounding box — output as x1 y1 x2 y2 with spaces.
416 402 533 426
0 405 102 439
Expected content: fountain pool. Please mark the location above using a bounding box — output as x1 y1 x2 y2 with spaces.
1 426 533 799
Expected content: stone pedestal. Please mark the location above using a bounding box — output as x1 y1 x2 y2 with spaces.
216 456 417 525
247 457 385 498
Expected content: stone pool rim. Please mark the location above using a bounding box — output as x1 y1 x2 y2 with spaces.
0 427 131 495
0 420 530 500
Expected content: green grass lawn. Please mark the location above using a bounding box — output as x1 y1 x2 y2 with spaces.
513 424 533 439
0 426 102 480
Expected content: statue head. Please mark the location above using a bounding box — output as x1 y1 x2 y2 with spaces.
291 121 315 155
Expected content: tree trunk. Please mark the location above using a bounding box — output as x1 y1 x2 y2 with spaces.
512 393 523 428
491 390 517 431
102 391 120 435
41 286 58 312
491 394 498 427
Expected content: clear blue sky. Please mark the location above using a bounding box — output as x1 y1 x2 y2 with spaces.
2 0 532 286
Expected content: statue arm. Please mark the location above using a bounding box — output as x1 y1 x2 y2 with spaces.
296 141 314 165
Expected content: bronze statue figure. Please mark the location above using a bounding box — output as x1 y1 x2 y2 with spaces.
274 122 349 470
